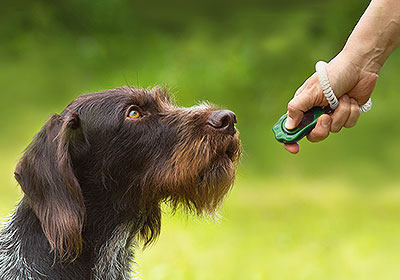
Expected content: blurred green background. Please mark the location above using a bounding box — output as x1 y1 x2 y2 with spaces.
1 0 400 279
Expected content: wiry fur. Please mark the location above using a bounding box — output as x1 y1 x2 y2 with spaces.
91 224 136 280
0 212 47 279
0 86 241 279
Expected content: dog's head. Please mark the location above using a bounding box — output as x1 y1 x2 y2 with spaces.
14 86 241 259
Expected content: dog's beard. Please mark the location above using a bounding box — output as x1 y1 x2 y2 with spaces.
136 105 241 246
156 133 241 216
168 156 236 216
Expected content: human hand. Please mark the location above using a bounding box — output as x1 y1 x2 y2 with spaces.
284 51 378 154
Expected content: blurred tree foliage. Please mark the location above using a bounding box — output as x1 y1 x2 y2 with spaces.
3 3 400 278
1 0 399 184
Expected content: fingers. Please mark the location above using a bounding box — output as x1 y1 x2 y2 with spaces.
285 75 327 130
284 143 299 154
329 95 361 132
305 95 361 143
283 96 361 153
307 114 331 142
344 98 361 128
330 95 351 132
286 103 305 130
284 115 331 153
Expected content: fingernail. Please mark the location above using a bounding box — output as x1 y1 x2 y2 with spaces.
342 95 349 102
285 117 295 129
322 116 331 127
351 98 358 105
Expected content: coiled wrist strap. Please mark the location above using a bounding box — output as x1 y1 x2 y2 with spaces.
315 61 371 113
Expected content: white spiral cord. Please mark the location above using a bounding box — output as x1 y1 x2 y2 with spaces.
315 61 372 113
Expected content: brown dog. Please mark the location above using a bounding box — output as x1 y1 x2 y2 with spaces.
0 86 241 279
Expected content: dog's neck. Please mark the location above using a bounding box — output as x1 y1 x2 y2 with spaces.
0 197 140 279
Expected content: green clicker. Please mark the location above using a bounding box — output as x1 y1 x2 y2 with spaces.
272 61 371 144
272 107 326 144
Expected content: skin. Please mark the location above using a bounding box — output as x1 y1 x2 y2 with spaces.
284 0 400 154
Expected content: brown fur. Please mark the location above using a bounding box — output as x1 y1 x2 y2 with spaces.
9 86 240 275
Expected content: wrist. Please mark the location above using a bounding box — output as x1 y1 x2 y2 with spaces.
340 46 382 75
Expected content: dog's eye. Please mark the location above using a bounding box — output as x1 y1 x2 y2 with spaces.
128 109 141 119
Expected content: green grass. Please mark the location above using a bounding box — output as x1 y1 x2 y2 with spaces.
135 175 400 280
3 166 400 280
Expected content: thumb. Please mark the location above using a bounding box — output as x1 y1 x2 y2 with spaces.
285 91 315 130
285 75 326 129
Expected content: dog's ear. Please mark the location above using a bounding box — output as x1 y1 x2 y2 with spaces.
14 112 85 260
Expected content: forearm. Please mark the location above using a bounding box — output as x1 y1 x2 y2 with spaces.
342 0 400 74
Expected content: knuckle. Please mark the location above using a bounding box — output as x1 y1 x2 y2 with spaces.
340 100 350 111
309 84 323 102
308 129 329 142
354 107 361 117
330 118 343 132
287 101 297 111
307 135 319 142
287 103 299 117
330 125 342 133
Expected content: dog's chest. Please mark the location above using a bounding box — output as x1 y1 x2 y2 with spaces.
0 214 46 279
0 212 137 280
91 225 136 280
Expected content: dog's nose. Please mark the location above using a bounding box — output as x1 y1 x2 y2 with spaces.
207 110 237 135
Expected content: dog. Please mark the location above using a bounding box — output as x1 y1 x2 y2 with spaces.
0 86 241 279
